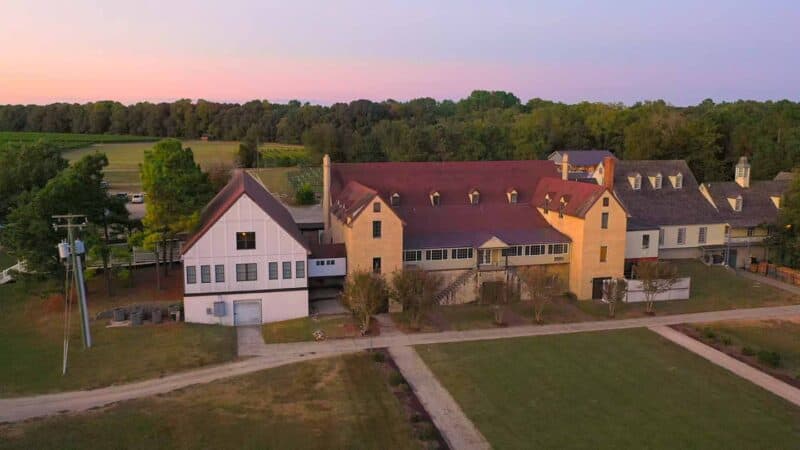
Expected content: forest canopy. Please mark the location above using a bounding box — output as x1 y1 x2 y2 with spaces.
2 91 800 182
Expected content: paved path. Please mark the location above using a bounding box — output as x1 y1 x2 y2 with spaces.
4 303 800 423
237 326 265 357
650 325 800 408
0 351 334 423
389 346 490 450
375 313 402 337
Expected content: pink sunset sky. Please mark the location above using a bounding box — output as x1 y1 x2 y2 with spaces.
1 0 798 105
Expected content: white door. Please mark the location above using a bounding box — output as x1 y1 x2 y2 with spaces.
478 249 492 265
234 300 262 326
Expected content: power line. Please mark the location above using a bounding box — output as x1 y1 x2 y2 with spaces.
53 214 92 350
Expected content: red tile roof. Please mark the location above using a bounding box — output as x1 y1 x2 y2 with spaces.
532 177 608 218
330 160 573 249
182 170 309 255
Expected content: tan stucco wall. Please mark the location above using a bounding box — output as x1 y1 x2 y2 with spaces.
659 224 726 249
539 191 626 299
341 196 404 276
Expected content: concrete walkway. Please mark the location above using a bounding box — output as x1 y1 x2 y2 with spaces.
237 326 266 357
649 325 800 408
389 346 490 450
4 303 800 423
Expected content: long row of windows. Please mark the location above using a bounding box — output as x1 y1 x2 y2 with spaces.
657 226 709 246
403 244 567 262
186 261 305 284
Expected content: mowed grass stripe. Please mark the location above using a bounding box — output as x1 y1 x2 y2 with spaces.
417 328 800 449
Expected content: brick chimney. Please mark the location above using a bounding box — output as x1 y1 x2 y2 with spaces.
561 154 569 181
602 156 615 190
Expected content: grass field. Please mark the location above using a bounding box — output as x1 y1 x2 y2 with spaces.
0 270 236 397
417 328 800 449
690 318 800 378
62 140 241 192
262 315 360 344
0 249 17 271
0 354 421 450
0 131 155 150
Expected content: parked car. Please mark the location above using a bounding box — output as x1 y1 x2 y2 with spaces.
115 192 129 202
131 193 145 204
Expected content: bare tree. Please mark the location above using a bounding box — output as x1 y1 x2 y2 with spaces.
602 278 628 318
341 270 389 334
517 267 563 324
635 261 679 315
391 268 443 330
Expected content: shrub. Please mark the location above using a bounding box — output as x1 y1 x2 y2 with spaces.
757 350 781 368
721 336 732 346
388 372 406 386
702 328 717 340
414 422 438 441
372 351 386 363
295 182 316 205
410 412 424 423
742 346 756 356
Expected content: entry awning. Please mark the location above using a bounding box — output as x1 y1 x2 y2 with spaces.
478 235 510 249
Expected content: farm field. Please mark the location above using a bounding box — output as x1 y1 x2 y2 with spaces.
0 131 155 149
0 354 421 450
417 328 800 449
0 269 236 397
62 140 241 192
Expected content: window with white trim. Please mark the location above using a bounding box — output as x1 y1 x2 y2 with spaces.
214 264 225 283
548 243 568 254
425 249 448 260
236 263 257 281
698 226 707 244
295 261 305 279
525 244 546 256
642 234 650 249
268 262 278 280
451 248 473 259
404 250 422 262
185 266 196 284
200 265 211 283
677 228 687 245
282 261 292 279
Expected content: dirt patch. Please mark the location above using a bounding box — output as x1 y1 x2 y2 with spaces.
671 324 800 389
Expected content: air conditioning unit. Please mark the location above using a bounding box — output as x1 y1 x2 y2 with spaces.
213 301 227 317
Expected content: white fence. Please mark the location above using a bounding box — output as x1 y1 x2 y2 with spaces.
0 261 26 285
621 277 691 303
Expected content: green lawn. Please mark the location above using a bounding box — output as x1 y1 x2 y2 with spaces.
0 249 17 271
0 275 236 397
580 260 800 318
690 319 800 378
0 354 421 450
417 328 800 449
262 315 360 344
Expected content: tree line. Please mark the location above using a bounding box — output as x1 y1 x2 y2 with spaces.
2 91 800 181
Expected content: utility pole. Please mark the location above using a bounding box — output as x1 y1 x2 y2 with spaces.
54 214 92 349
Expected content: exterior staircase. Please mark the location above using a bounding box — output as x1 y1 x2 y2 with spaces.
436 268 477 305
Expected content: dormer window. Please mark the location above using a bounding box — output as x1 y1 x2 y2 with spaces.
559 196 569 218
469 189 480 205
771 195 781 209
674 172 683 189
544 193 552 213
430 191 441 207
507 189 518 204
390 192 400 207
730 195 743 212
653 173 663 190
630 173 642 190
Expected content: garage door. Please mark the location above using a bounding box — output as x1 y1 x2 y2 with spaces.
234 300 262 326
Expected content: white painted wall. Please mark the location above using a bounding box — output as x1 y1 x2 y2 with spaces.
308 257 346 277
184 291 309 326
622 277 691 302
625 230 659 259
182 194 309 296
658 224 726 250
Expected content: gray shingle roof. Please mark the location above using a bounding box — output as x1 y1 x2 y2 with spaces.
613 160 722 226
703 180 789 228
